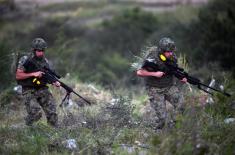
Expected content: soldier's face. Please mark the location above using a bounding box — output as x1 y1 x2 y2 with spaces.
163 51 173 58
35 50 44 58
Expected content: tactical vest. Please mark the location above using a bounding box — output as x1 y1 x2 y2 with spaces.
17 55 49 89
143 48 176 88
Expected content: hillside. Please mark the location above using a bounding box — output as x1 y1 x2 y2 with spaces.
0 0 235 154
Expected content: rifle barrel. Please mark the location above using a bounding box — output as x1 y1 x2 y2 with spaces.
162 60 231 97
199 82 231 97
55 78 92 105
44 69 92 104
71 90 92 105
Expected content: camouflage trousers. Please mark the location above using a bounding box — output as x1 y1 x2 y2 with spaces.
22 87 58 127
146 85 184 129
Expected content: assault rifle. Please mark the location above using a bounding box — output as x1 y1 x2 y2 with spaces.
143 59 231 97
43 66 92 105
25 60 92 106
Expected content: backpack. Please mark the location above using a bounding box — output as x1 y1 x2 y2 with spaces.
11 51 28 76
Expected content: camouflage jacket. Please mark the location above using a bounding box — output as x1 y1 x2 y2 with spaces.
17 52 50 89
141 46 177 88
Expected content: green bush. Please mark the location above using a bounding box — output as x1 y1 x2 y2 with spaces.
43 7 159 86
189 0 235 76
0 41 13 91
101 7 159 54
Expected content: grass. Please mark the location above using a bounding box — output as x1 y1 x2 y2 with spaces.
40 1 107 13
155 5 200 24
0 78 234 154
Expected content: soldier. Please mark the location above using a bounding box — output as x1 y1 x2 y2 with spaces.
16 38 60 127
137 37 187 130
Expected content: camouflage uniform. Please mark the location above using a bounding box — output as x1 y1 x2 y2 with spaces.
142 39 184 129
17 52 58 127
146 85 184 129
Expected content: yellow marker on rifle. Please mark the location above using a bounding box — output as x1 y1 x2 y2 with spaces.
33 78 41 85
33 78 37 83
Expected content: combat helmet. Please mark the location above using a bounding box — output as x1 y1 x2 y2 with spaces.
158 37 176 52
31 38 47 50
